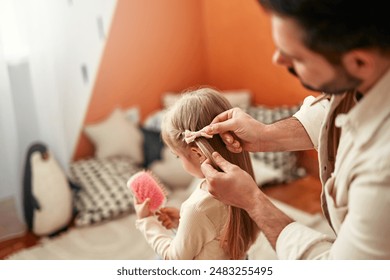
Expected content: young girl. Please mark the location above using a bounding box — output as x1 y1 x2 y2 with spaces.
133 88 259 260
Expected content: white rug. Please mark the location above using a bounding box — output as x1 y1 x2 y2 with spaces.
7 185 334 260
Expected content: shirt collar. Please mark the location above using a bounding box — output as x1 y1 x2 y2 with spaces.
342 68 390 147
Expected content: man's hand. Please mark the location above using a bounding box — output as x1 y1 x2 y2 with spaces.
201 152 294 249
201 152 261 211
156 207 180 229
203 107 265 153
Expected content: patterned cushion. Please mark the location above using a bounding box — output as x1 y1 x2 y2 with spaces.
247 104 306 184
247 105 301 125
69 156 141 226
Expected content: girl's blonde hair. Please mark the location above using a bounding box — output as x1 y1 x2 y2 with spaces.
161 87 259 259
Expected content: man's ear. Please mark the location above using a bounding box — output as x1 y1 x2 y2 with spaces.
342 50 375 78
190 147 206 163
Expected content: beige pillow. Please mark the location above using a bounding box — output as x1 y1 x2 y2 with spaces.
84 108 143 164
221 90 252 109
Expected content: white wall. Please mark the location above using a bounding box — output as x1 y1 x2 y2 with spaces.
0 0 117 220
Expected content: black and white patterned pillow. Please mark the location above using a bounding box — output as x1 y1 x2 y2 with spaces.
69 156 141 226
247 104 306 184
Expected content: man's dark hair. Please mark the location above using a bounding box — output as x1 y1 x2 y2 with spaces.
258 0 390 64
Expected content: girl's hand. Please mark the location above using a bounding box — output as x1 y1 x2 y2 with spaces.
156 207 180 229
133 197 153 219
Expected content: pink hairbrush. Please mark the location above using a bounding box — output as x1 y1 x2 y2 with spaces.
127 171 167 212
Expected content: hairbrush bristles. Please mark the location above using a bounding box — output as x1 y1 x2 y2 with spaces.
127 171 168 212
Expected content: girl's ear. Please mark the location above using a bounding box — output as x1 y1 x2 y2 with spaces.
190 147 206 163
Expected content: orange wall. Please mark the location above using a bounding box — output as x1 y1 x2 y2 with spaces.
74 0 314 159
74 0 207 159
202 0 312 106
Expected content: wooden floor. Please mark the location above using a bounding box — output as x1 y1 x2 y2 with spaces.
0 175 322 260
263 175 322 215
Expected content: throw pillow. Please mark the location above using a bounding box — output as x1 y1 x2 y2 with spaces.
247 104 301 124
250 153 283 186
69 156 141 226
124 106 140 125
143 110 166 132
219 90 252 109
141 127 164 168
84 108 143 165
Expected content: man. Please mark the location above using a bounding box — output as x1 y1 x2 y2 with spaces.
201 0 390 259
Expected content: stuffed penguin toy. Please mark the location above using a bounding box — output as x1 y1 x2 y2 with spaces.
23 143 73 236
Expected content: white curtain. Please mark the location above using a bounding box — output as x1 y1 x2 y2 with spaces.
0 0 40 220
0 44 20 210
0 0 117 223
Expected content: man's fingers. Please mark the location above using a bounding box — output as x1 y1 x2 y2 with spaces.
211 152 234 173
219 132 233 144
201 152 233 175
210 109 234 125
201 158 220 178
203 124 243 153
226 140 243 153
204 116 236 136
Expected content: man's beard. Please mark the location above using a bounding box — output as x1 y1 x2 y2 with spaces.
288 67 362 95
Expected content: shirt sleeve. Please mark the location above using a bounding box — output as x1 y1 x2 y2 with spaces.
135 205 216 260
276 222 334 259
293 95 329 150
135 216 175 258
